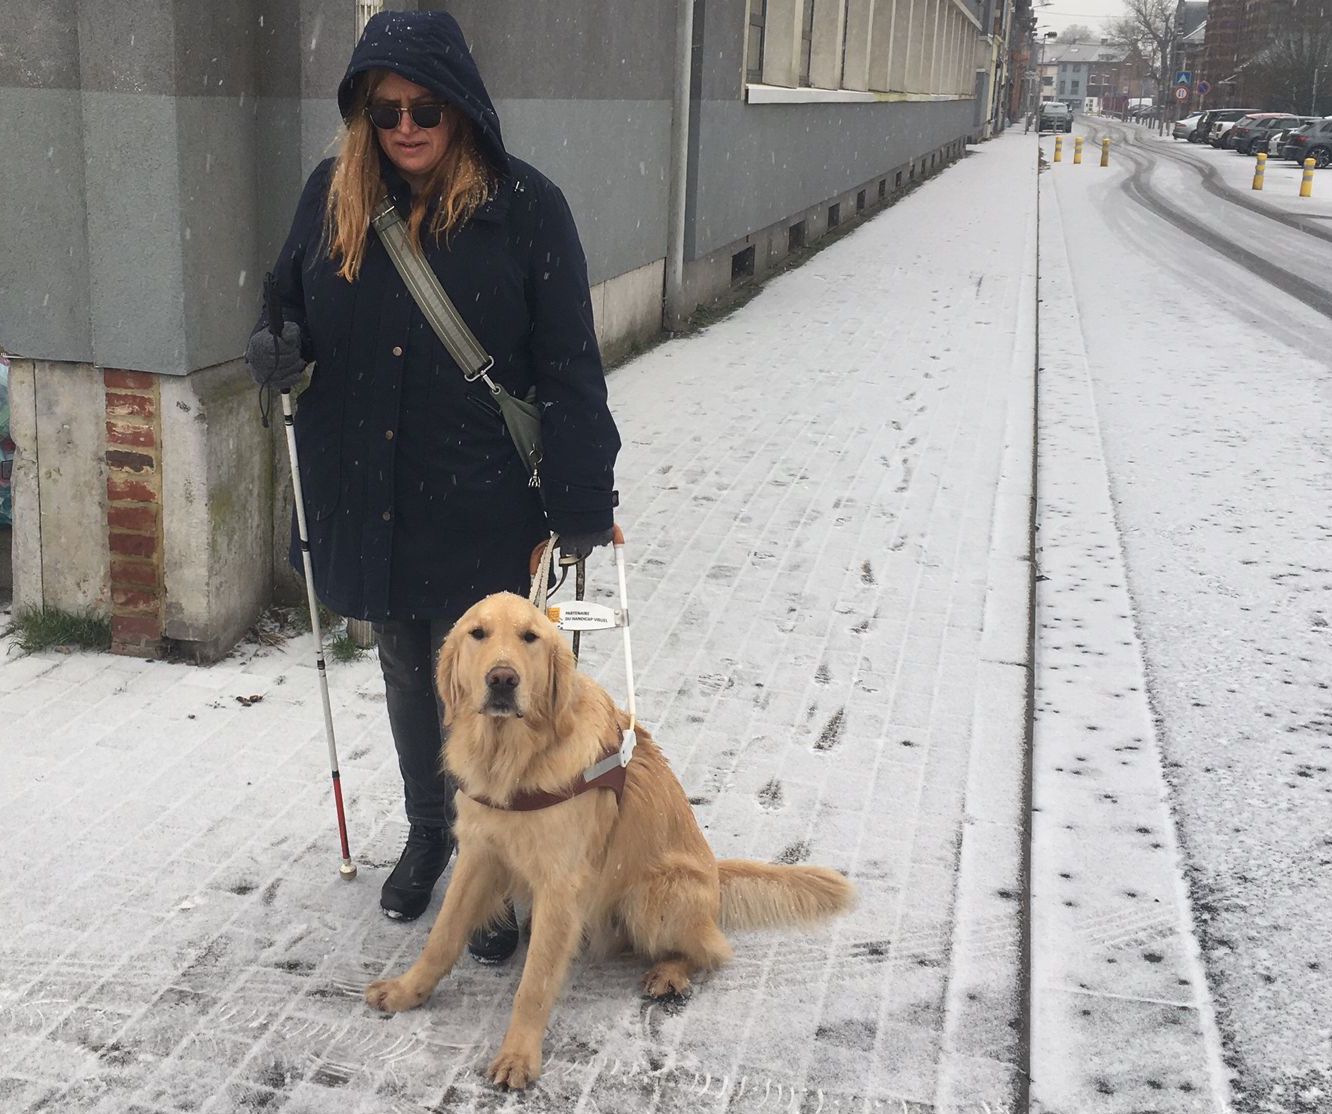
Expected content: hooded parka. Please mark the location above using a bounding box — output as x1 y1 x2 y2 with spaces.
256 10 619 622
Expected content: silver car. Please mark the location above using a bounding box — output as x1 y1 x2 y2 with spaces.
1173 113 1203 141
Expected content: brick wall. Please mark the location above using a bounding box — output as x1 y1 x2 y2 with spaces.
104 369 165 657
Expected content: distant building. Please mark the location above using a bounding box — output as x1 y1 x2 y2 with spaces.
1039 41 1128 110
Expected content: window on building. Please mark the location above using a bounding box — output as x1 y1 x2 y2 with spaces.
1071 79 1080 94
799 0 816 85
1058 82 1066 96
356 0 382 38
747 0 768 83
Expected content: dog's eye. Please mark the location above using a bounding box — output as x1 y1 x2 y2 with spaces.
470 627 486 640
521 630 539 644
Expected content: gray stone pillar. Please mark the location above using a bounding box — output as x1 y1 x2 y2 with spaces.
0 2 351 660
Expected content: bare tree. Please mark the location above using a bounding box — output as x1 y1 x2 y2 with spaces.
1058 24 1096 43
1108 0 1175 128
1248 8 1332 115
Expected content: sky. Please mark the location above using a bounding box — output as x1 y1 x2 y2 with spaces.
1033 0 1125 39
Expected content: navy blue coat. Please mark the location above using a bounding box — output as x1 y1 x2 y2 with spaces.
257 10 619 622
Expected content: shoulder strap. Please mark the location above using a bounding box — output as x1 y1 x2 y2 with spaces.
370 195 544 484
370 197 493 381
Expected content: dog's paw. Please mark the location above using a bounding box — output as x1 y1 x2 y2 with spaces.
487 1044 542 1090
364 976 428 1013
641 960 692 1000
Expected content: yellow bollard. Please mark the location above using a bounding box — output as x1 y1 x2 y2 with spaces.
1054 135 1063 163
1100 137 1110 167
1300 157 1315 198
1252 152 1266 191
1073 135 1084 164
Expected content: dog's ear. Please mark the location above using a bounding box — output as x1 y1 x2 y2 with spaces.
549 634 578 739
436 623 465 725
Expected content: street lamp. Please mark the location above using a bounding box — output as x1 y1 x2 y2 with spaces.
1027 29 1058 126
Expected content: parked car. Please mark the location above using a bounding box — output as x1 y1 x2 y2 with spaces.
1265 127 1295 157
1039 101 1074 133
1251 119 1315 155
1229 113 1304 155
1193 108 1258 144
1173 113 1205 141
1280 118 1332 167
1210 114 1258 148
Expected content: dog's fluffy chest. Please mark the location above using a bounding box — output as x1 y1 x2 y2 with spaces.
454 791 619 887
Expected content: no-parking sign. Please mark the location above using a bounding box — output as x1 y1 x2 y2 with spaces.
1197 80 1212 96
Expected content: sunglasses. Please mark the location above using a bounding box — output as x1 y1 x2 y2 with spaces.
366 103 446 130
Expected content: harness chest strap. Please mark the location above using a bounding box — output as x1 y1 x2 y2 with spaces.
465 737 632 812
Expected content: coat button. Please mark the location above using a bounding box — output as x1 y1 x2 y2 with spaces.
391 345 403 357
382 510 392 522
385 429 394 440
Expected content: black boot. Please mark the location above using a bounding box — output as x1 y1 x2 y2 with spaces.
380 824 455 921
468 905 520 964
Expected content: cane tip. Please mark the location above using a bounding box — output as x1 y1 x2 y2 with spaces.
339 861 358 880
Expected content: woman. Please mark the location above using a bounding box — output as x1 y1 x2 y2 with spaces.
245 10 620 962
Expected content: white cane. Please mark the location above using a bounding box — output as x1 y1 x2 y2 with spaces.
266 274 356 881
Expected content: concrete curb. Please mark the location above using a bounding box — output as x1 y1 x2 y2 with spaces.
933 144 1040 1114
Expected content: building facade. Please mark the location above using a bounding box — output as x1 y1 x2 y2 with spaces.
1 0 1001 659
1040 41 1128 110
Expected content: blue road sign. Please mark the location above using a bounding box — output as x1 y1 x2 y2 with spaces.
1197 80 1211 96
1175 70 1192 87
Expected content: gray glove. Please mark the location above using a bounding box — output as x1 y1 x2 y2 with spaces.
559 528 614 562
245 320 307 390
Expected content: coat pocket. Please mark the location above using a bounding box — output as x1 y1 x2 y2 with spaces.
292 376 343 521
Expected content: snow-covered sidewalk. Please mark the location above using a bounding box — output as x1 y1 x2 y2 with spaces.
1 133 1038 1114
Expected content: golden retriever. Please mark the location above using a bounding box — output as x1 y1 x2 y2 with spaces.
365 591 854 1089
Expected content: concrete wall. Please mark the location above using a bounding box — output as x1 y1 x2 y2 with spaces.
689 0 979 261
7 360 109 613
426 0 675 291
160 361 273 661
688 96 977 261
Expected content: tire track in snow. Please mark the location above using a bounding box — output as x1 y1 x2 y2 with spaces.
1087 123 1332 321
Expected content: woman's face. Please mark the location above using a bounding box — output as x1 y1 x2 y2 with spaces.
369 72 452 188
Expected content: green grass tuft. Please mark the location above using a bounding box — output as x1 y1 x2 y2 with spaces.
5 606 112 654
328 633 366 663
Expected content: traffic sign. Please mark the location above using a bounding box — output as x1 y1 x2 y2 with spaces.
1197 80 1211 96
1174 86 1189 101
1175 70 1192 86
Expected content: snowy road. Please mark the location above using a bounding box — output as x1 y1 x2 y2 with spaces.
1076 118 1332 321
1042 125 1332 1111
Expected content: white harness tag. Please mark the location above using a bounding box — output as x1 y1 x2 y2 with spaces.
546 603 625 631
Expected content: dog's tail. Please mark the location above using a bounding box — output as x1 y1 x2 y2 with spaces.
717 860 855 932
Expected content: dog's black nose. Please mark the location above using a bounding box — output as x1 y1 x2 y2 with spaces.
485 666 519 690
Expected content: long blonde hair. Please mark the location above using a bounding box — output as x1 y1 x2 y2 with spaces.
324 69 495 282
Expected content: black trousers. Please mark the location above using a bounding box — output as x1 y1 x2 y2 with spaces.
374 617 459 829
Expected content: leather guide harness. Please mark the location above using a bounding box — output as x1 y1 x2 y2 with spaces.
461 530 639 814
464 737 630 812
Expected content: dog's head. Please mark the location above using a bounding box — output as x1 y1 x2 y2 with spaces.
437 591 577 737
